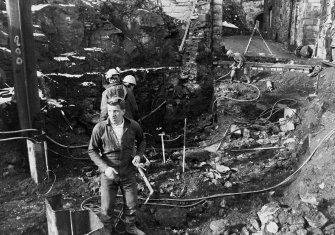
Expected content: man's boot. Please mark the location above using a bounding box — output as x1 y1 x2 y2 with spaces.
125 223 146 235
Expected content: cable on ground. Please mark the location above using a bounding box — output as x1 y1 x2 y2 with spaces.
80 126 335 207
45 135 88 149
0 129 39 134
41 170 57 196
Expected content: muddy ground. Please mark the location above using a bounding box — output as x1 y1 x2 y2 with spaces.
2 67 335 235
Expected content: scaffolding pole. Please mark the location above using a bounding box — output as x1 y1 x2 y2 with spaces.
6 0 40 129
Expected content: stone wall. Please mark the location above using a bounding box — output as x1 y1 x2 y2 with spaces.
243 0 263 30
42 68 183 133
262 0 335 60
233 0 264 30
263 1 294 43
291 0 322 47
0 0 183 78
176 0 214 126
160 0 194 22
314 0 335 59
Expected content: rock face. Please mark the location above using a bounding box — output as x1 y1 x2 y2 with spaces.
262 0 335 60
0 0 182 77
30 0 181 70
33 4 85 53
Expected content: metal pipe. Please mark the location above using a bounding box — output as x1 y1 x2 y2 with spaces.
137 167 154 204
158 133 166 164
182 118 187 173
44 141 50 179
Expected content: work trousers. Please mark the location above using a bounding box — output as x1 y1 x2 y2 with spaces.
230 67 250 82
100 173 138 226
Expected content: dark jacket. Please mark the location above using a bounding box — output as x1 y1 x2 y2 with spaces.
88 117 145 176
100 84 139 121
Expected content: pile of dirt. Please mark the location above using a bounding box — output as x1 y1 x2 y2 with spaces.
3 67 335 235
283 67 335 218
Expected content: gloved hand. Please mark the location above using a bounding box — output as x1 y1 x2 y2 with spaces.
104 167 118 180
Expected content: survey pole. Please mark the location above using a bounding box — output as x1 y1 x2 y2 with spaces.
6 0 40 129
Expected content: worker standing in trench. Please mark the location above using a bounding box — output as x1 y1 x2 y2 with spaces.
100 69 139 121
88 96 146 235
226 49 251 83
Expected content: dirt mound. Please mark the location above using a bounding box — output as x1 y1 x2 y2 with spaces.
284 67 335 220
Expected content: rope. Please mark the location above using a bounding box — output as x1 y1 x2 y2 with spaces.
214 82 261 103
80 195 205 211
45 135 88 149
139 100 166 121
258 98 298 121
48 148 91 160
80 126 335 206
228 146 285 152
0 136 37 142
0 129 39 134
41 170 56 196
215 71 232 81
164 134 182 142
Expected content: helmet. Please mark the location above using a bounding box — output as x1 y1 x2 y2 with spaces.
226 50 233 56
106 68 120 79
123 75 136 85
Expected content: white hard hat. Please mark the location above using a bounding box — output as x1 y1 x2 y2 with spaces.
106 68 120 78
226 50 233 56
123 75 136 85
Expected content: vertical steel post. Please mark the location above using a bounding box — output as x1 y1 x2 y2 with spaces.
6 0 40 129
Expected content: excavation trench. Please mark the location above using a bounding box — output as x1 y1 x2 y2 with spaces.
2 64 334 235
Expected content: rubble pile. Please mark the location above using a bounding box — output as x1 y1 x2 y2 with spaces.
208 200 333 235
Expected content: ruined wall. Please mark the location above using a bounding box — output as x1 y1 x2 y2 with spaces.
263 0 335 60
0 0 183 78
292 0 322 47
176 0 214 125
160 0 194 22
231 0 264 30
222 0 249 35
39 0 214 131
263 0 293 43
314 0 335 59
42 68 182 133
1 0 215 130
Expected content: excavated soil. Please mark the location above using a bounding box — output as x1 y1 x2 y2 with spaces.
2 67 335 234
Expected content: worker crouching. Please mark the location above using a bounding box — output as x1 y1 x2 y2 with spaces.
88 96 146 235
226 50 251 84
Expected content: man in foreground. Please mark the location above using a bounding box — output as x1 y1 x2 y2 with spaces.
88 96 146 235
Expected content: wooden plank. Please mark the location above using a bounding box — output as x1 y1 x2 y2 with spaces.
70 210 106 235
46 195 72 235
27 139 46 184
46 194 108 235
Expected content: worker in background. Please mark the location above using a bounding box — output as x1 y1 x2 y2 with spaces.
123 74 137 92
100 69 139 121
123 75 139 121
88 96 146 235
226 50 251 83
